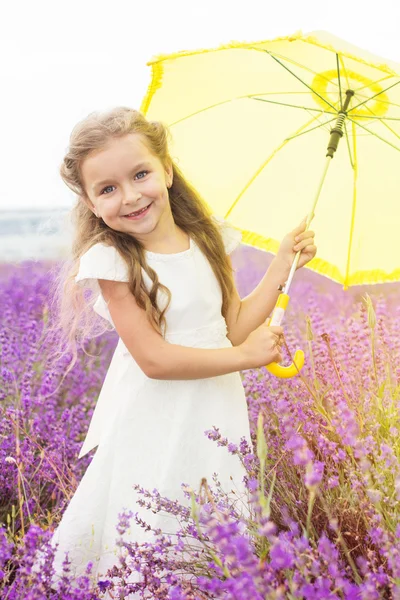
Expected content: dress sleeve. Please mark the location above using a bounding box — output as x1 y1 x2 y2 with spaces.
75 243 129 291
75 244 129 325
212 214 242 255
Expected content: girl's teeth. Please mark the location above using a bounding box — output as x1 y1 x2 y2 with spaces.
127 205 149 217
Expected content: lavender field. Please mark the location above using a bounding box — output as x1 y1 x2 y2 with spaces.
1 246 400 599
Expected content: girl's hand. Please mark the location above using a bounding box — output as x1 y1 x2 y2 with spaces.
239 324 284 369
276 216 317 271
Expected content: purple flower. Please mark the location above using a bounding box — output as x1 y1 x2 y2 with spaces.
305 461 325 489
269 540 295 570
2 248 400 600
327 476 339 489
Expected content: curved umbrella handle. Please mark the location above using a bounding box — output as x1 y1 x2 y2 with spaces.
265 293 305 379
265 348 305 379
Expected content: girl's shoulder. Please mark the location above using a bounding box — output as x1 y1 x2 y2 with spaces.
75 243 128 289
211 214 242 255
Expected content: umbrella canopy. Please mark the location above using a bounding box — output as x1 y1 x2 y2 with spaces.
140 30 400 289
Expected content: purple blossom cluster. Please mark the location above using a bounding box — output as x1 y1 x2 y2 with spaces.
1 248 400 599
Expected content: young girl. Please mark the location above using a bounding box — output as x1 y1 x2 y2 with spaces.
44 107 316 593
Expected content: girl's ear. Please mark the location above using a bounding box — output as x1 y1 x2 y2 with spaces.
79 195 97 215
165 160 173 188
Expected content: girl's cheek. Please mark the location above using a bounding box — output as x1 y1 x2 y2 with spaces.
100 199 118 217
145 180 159 195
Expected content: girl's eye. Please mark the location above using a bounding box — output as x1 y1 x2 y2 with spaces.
100 171 148 195
101 185 115 195
135 170 148 180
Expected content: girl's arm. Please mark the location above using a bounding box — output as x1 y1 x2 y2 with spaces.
225 256 291 347
99 279 250 380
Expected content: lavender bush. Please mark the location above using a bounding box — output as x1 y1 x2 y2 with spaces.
0 247 399 599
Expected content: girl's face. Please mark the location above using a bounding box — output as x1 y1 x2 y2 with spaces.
81 133 173 244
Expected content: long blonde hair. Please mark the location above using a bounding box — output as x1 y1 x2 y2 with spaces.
45 107 236 384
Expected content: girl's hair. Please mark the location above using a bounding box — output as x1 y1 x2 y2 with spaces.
45 107 236 386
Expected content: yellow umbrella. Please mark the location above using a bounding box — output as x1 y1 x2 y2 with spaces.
140 30 400 378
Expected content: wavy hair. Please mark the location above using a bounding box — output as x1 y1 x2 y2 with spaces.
45 107 236 386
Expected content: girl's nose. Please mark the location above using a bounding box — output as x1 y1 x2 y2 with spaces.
122 187 142 204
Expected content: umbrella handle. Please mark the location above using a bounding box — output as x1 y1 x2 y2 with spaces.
265 293 305 379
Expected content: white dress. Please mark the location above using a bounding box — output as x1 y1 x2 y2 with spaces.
48 216 252 591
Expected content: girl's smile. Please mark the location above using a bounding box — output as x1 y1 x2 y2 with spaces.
122 202 152 220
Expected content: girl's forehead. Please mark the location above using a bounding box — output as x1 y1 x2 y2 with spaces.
94 133 151 161
82 135 157 182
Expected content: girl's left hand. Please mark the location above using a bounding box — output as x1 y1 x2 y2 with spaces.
276 216 317 271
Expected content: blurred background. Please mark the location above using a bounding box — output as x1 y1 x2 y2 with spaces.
1 0 399 262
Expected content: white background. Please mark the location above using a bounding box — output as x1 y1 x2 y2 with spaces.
1 0 399 210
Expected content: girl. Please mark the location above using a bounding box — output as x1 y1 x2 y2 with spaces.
43 107 316 593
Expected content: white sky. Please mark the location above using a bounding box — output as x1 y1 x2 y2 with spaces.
1 0 400 210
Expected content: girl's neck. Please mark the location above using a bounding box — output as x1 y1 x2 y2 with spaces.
142 226 190 255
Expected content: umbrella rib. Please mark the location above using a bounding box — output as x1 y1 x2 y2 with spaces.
343 121 355 170
350 115 400 121
285 116 337 141
254 45 389 107
331 56 400 116
262 50 338 112
350 74 393 95
350 88 400 111
318 71 400 114
252 91 314 95
168 95 332 128
344 121 359 289
168 92 400 125
336 54 343 111
224 113 328 220
358 102 400 141
349 79 400 113
168 97 240 126
251 96 336 114
170 94 336 127
338 54 353 91
334 84 400 120
254 46 340 83
252 92 400 120
347 116 400 151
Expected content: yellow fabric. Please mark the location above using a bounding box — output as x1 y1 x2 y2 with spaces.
140 30 400 288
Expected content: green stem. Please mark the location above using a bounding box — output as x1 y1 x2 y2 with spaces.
370 330 378 385
306 489 316 537
307 339 318 395
317 490 362 584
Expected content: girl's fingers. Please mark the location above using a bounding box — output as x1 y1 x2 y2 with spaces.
293 240 313 252
295 231 315 242
294 238 315 251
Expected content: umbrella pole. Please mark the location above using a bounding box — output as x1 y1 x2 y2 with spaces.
283 89 355 296
266 90 354 378
284 156 331 294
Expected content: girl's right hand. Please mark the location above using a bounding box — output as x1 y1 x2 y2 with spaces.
239 324 284 369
